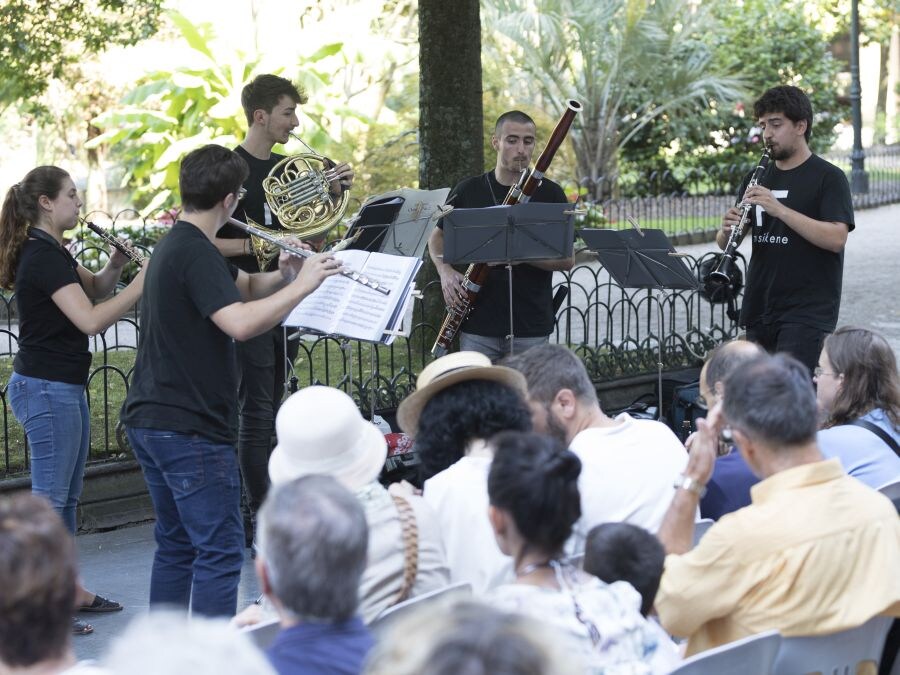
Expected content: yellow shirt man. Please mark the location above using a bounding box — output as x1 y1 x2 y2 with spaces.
656 459 900 657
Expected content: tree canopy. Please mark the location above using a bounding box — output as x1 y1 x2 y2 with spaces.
0 0 163 108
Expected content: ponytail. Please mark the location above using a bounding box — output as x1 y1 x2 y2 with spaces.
0 167 69 289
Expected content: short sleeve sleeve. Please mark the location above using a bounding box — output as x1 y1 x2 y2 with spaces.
181 243 242 318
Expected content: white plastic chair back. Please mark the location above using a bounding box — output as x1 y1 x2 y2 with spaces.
877 478 900 509
771 615 893 675
667 630 781 675
238 617 282 650
370 581 472 631
692 518 715 549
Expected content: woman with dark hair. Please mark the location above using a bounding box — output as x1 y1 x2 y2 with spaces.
815 326 900 488
396 352 532 594
0 166 145 632
486 431 679 674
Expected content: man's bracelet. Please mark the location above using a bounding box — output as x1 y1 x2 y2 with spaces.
674 474 707 498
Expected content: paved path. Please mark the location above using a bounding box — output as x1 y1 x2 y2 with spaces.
70 201 899 663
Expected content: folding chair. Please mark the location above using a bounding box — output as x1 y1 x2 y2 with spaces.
877 478 900 512
370 581 472 631
238 617 282 650
692 518 715 549
771 615 894 675
668 630 781 675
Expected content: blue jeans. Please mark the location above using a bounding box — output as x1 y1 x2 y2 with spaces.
459 332 550 363
126 427 244 617
7 372 90 534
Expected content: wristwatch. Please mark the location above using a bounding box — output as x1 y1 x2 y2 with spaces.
674 474 707 498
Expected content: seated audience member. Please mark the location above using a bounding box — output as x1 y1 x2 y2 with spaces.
266 385 450 623
255 475 374 675
655 354 900 657
486 431 679 674
365 600 580 675
104 611 273 675
396 351 532 593
505 344 687 548
0 493 107 675
583 523 664 618
697 340 764 520
815 326 900 489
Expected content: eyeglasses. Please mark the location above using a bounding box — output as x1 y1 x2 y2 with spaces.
237 187 248 201
813 366 839 378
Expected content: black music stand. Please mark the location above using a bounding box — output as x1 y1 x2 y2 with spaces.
579 227 698 419
342 187 450 258
442 202 574 355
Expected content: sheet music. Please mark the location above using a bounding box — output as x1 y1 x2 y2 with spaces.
283 250 421 344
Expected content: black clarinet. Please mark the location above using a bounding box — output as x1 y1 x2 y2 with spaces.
708 148 771 286
83 220 145 267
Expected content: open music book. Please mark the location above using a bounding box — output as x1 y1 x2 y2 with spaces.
283 250 422 345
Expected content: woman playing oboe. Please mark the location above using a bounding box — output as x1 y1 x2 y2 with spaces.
0 166 145 634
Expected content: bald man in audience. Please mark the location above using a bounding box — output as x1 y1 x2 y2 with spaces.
505 344 688 551
698 340 764 520
655 353 900 657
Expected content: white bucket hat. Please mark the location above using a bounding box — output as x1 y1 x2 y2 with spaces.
268 386 388 491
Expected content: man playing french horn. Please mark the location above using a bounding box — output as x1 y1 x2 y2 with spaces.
215 74 354 545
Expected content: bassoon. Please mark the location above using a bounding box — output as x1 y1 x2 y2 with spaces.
431 99 583 356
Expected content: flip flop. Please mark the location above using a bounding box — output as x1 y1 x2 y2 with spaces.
72 617 94 635
78 594 123 613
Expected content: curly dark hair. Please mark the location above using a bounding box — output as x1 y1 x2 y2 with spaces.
488 431 581 559
415 379 532 481
753 85 813 142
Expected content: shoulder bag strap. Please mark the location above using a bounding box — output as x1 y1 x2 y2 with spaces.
389 493 419 605
848 419 900 457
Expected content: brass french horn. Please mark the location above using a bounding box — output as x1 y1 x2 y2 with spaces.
246 133 350 270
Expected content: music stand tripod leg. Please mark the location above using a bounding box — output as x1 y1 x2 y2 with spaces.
506 263 516 356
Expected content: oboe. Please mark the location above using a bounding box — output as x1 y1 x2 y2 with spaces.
708 148 771 286
227 217 390 295
83 220 145 267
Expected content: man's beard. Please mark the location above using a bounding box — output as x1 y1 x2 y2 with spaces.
543 404 569 446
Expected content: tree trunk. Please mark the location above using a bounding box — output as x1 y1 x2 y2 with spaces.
417 0 483 352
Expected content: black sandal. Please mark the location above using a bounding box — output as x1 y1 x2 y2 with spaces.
78 594 123 613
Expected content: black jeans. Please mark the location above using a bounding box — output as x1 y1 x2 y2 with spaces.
745 321 829 375
235 326 299 519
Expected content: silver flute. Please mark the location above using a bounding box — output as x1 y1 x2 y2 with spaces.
227 217 389 295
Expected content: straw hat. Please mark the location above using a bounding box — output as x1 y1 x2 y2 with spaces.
396 351 528 437
268 386 387 491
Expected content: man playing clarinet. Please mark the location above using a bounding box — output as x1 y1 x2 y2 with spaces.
428 110 574 362
718 85 854 373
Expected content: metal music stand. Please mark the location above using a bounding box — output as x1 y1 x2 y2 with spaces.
578 226 698 420
342 187 451 258
442 202 574 356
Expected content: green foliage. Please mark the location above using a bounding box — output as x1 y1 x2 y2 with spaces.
86 11 262 213
682 0 845 172
0 0 163 109
483 0 744 198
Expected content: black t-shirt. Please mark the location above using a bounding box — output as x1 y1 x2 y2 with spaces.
13 230 91 385
438 170 569 337
218 145 287 273
737 153 854 331
121 221 242 444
